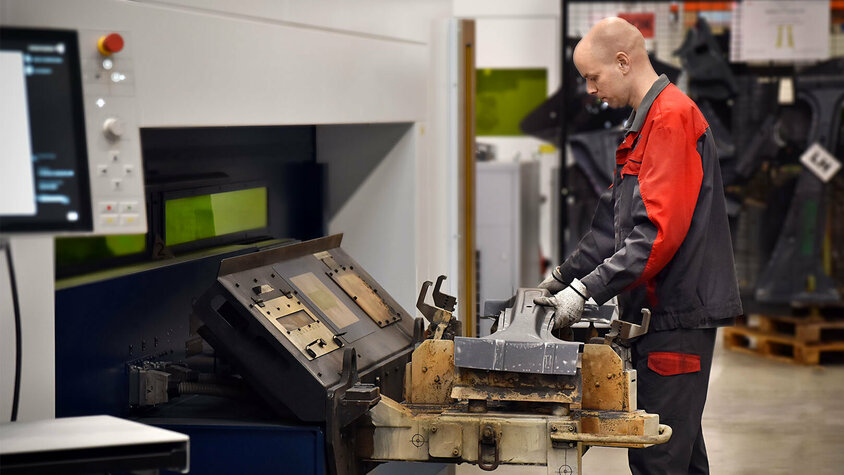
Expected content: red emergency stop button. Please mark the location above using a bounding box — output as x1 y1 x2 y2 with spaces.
98 33 124 56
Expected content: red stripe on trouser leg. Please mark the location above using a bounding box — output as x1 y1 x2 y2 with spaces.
648 351 701 376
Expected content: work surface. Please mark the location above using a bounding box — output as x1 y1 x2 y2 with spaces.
452 329 844 475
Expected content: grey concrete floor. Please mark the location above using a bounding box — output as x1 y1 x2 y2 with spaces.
454 328 844 474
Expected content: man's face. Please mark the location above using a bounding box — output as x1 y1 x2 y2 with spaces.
574 45 627 109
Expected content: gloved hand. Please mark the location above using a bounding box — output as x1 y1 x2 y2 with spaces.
534 278 590 329
537 267 569 295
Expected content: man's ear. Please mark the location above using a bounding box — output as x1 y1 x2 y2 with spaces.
616 52 631 74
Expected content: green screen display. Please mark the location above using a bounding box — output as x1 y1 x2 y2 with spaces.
55 234 147 267
476 68 548 136
165 187 268 246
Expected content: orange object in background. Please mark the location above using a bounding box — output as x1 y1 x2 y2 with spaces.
684 1 732 11
97 33 123 55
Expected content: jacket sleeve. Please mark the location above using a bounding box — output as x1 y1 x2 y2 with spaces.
557 185 615 284
581 124 704 305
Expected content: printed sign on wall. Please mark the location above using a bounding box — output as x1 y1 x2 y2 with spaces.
731 0 830 62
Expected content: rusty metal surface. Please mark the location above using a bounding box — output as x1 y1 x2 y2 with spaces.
581 344 629 411
357 395 668 467
329 269 401 327
409 340 456 404
451 368 581 404
550 422 671 448
578 409 658 437
454 288 580 375
428 422 463 458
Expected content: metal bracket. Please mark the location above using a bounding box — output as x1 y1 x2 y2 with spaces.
416 275 456 320
416 276 461 340
549 423 672 448
477 422 501 471
604 308 650 346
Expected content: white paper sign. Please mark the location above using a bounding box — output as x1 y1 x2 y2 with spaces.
800 143 841 183
731 0 830 62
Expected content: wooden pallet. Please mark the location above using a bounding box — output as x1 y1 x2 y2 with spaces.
723 325 844 365
742 314 844 344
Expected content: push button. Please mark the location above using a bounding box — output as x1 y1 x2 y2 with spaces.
98 33 124 56
120 214 139 225
99 201 117 213
100 214 118 226
97 164 109 176
120 201 138 213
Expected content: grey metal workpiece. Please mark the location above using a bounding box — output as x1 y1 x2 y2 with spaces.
0 415 189 474
454 288 581 375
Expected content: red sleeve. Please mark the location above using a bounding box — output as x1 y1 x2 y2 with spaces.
632 124 703 286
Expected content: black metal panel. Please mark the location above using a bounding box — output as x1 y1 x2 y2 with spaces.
55 246 260 417
193 236 414 423
141 125 326 246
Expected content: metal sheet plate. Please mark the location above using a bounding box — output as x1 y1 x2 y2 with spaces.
453 337 580 375
289 272 359 329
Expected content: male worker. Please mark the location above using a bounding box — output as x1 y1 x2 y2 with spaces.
535 17 742 474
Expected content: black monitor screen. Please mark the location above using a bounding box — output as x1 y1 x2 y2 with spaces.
0 27 92 233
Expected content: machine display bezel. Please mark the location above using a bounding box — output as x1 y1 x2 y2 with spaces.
0 27 93 233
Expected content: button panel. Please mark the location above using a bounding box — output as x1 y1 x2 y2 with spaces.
81 29 146 235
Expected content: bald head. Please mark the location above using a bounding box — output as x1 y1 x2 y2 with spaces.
576 17 648 65
572 17 658 110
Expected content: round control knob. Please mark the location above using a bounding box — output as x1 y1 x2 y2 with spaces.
103 117 125 140
97 33 124 56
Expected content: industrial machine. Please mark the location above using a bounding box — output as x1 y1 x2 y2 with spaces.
1 23 148 423
192 234 670 474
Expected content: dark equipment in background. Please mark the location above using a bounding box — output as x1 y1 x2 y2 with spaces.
735 59 844 304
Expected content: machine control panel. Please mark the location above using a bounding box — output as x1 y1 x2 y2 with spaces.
79 30 146 234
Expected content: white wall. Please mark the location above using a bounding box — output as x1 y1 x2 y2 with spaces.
454 0 559 18
136 0 453 45
1 0 438 126
317 123 419 313
0 237 55 422
418 18 464 306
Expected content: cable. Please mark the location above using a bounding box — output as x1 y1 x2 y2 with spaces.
2 240 22 421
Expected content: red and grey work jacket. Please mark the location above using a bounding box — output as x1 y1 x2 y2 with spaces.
559 75 742 330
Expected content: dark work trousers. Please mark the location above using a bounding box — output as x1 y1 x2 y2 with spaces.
628 327 717 475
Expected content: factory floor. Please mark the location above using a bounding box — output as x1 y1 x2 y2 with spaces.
451 328 844 475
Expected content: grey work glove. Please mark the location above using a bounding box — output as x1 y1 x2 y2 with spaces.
533 278 590 329
537 266 569 295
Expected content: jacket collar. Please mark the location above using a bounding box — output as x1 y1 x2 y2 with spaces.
624 74 670 134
